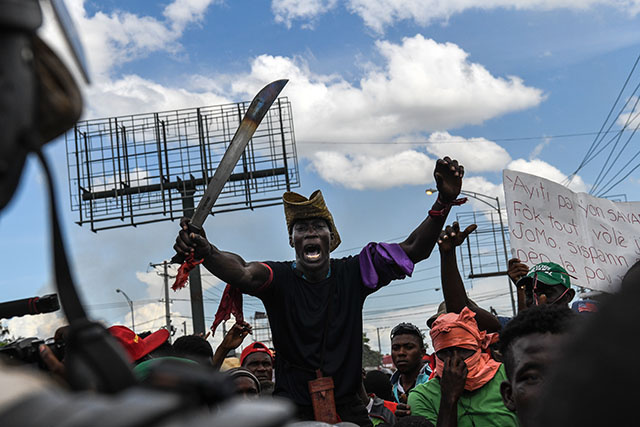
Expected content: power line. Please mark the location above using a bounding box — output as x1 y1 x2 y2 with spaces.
569 52 640 183
299 129 625 146
363 288 513 321
594 111 640 196
369 286 441 300
135 316 166 328
87 299 161 310
597 154 640 197
590 95 640 193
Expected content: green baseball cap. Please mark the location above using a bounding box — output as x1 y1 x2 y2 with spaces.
520 262 572 289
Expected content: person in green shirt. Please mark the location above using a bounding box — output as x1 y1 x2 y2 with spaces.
408 307 517 427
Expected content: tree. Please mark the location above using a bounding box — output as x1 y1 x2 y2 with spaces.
0 322 10 347
362 332 382 368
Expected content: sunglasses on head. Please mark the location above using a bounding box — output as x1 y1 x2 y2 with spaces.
390 322 423 340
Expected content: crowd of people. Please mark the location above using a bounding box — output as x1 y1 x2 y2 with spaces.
2 151 637 426
14 198 636 426
10 153 617 426
1 3 638 425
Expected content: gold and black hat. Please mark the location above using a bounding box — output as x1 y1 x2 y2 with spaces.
283 190 341 252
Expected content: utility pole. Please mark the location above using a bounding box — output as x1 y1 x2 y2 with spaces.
183 321 187 335
163 261 171 342
376 327 382 354
150 261 174 343
180 192 206 335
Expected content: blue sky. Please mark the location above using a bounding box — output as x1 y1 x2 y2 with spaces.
2 0 640 353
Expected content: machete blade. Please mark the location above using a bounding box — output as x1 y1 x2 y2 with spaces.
189 79 288 229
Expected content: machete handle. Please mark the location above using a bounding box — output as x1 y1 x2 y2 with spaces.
170 221 205 264
170 253 184 264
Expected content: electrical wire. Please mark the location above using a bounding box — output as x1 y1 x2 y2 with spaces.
595 111 640 196
300 129 625 146
590 94 640 193
568 52 640 183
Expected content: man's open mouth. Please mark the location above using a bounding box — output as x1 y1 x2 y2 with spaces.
303 244 322 261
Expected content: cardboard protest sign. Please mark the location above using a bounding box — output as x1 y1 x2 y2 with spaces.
503 169 640 292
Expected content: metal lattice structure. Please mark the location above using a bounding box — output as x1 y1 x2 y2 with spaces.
66 98 299 232
456 210 511 279
251 311 273 348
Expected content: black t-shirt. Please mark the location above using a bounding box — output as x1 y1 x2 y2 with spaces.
256 257 377 405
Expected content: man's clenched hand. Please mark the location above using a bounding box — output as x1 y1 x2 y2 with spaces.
508 258 529 285
434 157 464 203
174 217 212 260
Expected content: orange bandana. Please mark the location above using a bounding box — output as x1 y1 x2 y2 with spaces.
430 307 500 391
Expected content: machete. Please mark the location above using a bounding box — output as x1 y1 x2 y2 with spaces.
171 79 288 265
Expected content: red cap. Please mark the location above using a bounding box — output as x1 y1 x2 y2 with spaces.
240 342 274 366
108 325 169 362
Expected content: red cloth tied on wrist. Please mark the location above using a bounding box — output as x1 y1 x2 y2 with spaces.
171 253 203 291
210 284 244 335
428 197 467 217
430 307 500 391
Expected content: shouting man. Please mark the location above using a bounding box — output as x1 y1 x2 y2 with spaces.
173 157 465 426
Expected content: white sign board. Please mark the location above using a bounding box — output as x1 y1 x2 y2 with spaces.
503 169 640 292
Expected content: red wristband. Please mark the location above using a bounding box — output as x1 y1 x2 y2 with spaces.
428 197 467 217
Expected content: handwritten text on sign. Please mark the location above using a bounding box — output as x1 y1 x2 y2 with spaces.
503 170 640 292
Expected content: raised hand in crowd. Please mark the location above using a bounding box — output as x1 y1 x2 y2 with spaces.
212 321 252 370
507 258 529 284
508 258 530 312
435 222 501 333
437 352 468 427
437 222 477 253
400 157 466 265
434 157 464 203
221 321 252 350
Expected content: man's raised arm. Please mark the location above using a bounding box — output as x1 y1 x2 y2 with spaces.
399 157 464 263
437 222 501 333
173 218 270 294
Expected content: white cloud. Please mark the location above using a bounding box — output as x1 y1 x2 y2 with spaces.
616 97 640 129
231 36 542 189
462 175 504 200
44 4 542 192
529 136 552 159
5 312 66 340
53 0 219 79
276 0 640 33
425 132 512 173
458 175 508 222
507 158 587 192
85 74 230 118
617 111 640 129
163 0 218 32
233 36 543 146
272 0 339 28
311 150 435 189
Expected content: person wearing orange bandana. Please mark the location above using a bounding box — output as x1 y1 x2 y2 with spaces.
408 307 517 427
